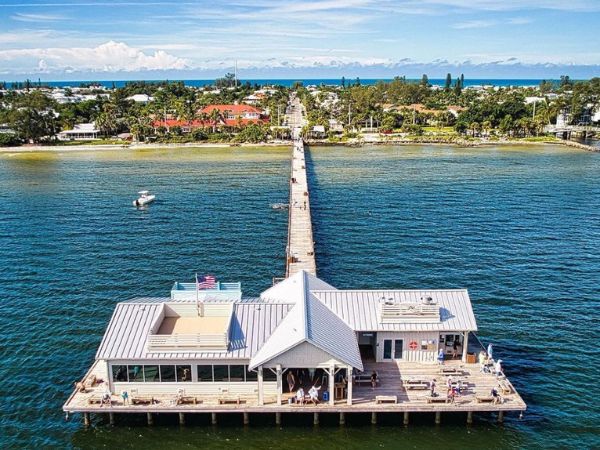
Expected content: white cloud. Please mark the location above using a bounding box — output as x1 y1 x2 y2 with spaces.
11 13 66 22
0 41 190 73
452 20 495 29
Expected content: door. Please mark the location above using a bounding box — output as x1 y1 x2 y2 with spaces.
394 339 403 359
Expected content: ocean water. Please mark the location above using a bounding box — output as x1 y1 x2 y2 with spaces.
0 144 599 449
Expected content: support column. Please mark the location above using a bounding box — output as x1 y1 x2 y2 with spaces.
211 412 217 425
462 331 469 363
313 412 319 425
328 364 335 406
243 412 249 425
179 412 185 426
403 411 409 426
109 412 115 426
275 412 281 426
467 411 473 425
435 411 441 425
498 411 504 423
339 412 345 425
371 412 377 424
83 412 90 427
257 366 264 406
276 364 282 406
346 366 353 406
147 412 154 426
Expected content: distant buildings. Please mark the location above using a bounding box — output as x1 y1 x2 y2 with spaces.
57 123 100 141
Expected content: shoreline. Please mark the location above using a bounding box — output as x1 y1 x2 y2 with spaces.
0 138 597 154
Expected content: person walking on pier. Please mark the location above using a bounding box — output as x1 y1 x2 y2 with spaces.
438 348 445 365
430 378 437 397
308 385 321 405
287 371 296 393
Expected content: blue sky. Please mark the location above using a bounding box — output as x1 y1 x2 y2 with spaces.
0 0 599 79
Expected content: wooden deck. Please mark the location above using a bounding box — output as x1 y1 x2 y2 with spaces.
64 360 525 415
285 136 316 277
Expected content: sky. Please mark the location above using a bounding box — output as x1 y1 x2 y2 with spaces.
0 0 600 79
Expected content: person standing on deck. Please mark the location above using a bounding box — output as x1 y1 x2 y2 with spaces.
438 348 445 365
494 359 503 377
286 371 296 393
487 343 493 360
430 379 437 397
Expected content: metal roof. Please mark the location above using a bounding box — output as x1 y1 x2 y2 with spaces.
312 289 478 332
249 272 363 371
95 300 292 360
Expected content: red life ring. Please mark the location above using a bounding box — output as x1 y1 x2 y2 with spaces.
409 341 418 350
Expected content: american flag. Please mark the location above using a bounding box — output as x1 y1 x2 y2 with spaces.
196 274 217 290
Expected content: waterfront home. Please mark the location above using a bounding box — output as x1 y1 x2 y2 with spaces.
57 123 100 141
88 271 476 405
127 94 154 103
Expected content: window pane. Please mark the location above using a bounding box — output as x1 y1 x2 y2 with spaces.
160 366 176 382
263 369 277 381
176 365 192 382
394 340 403 359
213 365 229 382
128 365 144 382
112 365 128 382
197 365 213 382
383 340 392 359
144 365 160 382
246 367 257 381
229 365 245 382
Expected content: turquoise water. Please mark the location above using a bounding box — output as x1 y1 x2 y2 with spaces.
0 145 599 449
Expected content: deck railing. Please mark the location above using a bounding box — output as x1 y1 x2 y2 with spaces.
147 332 228 351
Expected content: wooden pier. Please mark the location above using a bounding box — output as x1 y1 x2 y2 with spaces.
285 95 316 277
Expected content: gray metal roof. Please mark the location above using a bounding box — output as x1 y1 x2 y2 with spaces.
312 289 478 332
95 300 293 360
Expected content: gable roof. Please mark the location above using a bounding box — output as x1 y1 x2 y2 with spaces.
260 271 336 303
249 271 363 371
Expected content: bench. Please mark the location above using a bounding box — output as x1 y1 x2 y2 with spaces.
87 396 102 405
405 383 430 390
218 397 246 405
426 396 448 404
354 375 379 386
475 395 495 403
439 367 461 375
177 396 203 406
499 381 513 395
132 396 156 405
375 395 397 404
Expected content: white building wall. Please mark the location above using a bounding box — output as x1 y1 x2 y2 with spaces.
376 331 439 363
113 381 277 397
264 341 342 368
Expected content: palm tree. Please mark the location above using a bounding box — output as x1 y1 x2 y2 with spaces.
209 108 222 133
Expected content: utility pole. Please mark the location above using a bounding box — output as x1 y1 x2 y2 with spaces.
532 100 536 120
234 60 238 88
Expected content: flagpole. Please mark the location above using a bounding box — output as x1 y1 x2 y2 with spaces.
195 272 199 317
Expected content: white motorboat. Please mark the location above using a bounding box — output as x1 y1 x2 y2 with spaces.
133 190 156 207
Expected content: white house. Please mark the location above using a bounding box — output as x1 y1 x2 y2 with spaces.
57 123 100 141
127 94 154 103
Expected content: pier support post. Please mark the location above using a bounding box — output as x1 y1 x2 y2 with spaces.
435 411 441 425
243 412 249 425
371 412 377 424
467 411 473 425
403 412 409 426
179 413 185 426
313 412 319 426
257 366 264 406
108 412 115 426
339 412 345 425
328 364 335 406
497 411 504 423
275 412 281 426
211 412 217 425
147 413 154 426
462 331 469 363
276 364 282 406
83 412 90 427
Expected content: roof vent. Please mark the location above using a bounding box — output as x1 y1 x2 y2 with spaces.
421 296 435 305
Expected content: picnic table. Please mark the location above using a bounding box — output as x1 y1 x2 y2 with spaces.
375 395 397 404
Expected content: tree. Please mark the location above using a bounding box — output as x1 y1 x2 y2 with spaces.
559 75 573 89
209 107 223 133
341 76 346 88
421 74 429 87
95 102 118 137
444 73 452 91
355 77 361 87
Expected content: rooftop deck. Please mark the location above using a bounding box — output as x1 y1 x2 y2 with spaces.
64 360 525 415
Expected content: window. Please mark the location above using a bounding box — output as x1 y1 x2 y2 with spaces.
229 365 245 382
144 365 160 382
394 340 403 359
246 367 257 382
128 365 144 382
213 365 229 382
197 365 213 382
176 365 192 382
421 340 428 351
112 365 128 382
160 366 176 382
383 340 392 359
263 369 277 381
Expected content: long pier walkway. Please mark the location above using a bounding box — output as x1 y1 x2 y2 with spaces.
285 95 316 277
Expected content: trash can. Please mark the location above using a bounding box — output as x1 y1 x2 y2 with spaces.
322 391 329 402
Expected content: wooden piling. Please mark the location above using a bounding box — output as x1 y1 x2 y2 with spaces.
83 412 90 427
211 412 217 425
313 412 319 425
467 411 473 425
435 411 441 425
243 412 249 425
403 411 409 426
497 411 504 423
108 412 115 426
339 412 345 425
179 412 185 425
275 412 281 426
147 412 153 426
371 412 377 424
